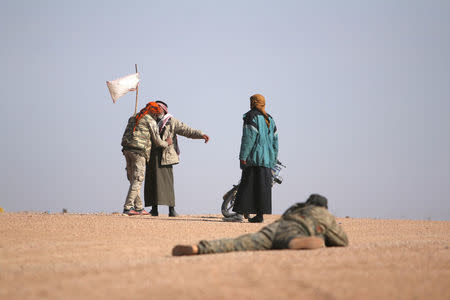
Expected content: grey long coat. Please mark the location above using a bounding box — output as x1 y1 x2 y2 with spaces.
158 117 204 166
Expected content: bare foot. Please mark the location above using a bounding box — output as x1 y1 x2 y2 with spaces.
172 245 199 256
288 237 325 250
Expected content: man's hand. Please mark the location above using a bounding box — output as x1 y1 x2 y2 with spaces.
240 160 246 169
202 134 210 143
166 137 173 145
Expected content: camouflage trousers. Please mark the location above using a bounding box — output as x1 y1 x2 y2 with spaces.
123 150 146 211
197 220 310 254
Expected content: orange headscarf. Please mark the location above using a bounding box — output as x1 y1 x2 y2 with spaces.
133 101 162 132
250 94 270 128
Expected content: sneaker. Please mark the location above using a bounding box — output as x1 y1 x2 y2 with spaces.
123 209 140 216
137 209 150 215
222 214 244 222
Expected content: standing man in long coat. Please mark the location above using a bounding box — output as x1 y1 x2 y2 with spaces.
144 101 209 217
226 94 278 223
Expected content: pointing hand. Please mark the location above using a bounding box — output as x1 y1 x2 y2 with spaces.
203 134 210 143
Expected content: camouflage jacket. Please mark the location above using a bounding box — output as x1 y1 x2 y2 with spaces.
158 117 204 166
121 114 169 161
281 204 349 247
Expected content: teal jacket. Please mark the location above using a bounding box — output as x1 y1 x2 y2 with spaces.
239 109 278 168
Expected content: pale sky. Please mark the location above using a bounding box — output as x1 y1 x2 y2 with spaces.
1 0 449 220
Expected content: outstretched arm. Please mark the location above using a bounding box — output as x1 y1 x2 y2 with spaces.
173 118 206 140
324 218 349 247
311 207 349 247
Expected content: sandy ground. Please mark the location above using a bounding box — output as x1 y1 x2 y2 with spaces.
0 212 449 300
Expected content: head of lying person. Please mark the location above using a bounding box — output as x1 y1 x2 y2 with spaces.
305 194 328 209
282 194 329 217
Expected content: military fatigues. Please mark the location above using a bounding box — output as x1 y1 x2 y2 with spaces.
122 151 146 211
121 114 168 211
198 204 348 254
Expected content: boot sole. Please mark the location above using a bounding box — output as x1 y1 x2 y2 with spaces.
288 237 325 250
172 245 196 256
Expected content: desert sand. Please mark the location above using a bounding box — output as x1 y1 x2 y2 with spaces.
0 212 449 300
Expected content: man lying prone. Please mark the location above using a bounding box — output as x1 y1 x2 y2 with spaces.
173 194 348 256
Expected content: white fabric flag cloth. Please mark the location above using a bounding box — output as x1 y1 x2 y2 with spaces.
106 73 140 103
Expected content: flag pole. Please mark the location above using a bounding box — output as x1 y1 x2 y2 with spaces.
134 64 139 115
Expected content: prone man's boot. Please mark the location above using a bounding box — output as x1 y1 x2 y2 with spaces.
172 245 199 256
169 206 179 217
288 237 325 250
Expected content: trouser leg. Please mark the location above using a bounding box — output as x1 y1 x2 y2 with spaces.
197 222 279 254
123 151 146 211
134 193 143 211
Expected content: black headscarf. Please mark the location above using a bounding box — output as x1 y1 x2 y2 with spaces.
305 194 328 209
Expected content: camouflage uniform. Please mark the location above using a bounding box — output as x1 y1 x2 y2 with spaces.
198 204 348 254
121 114 168 211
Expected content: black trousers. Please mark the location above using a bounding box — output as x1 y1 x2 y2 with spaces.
232 166 272 215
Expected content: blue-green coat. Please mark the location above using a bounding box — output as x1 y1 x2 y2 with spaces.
239 109 278 168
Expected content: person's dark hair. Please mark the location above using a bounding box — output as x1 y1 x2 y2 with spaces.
282 194 328 217
305 194 328 208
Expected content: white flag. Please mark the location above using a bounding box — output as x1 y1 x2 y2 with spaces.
106 73 140 103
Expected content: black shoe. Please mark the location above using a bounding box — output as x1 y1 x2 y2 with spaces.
169 207 179 217
150 206 158 216
248 214 264 223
